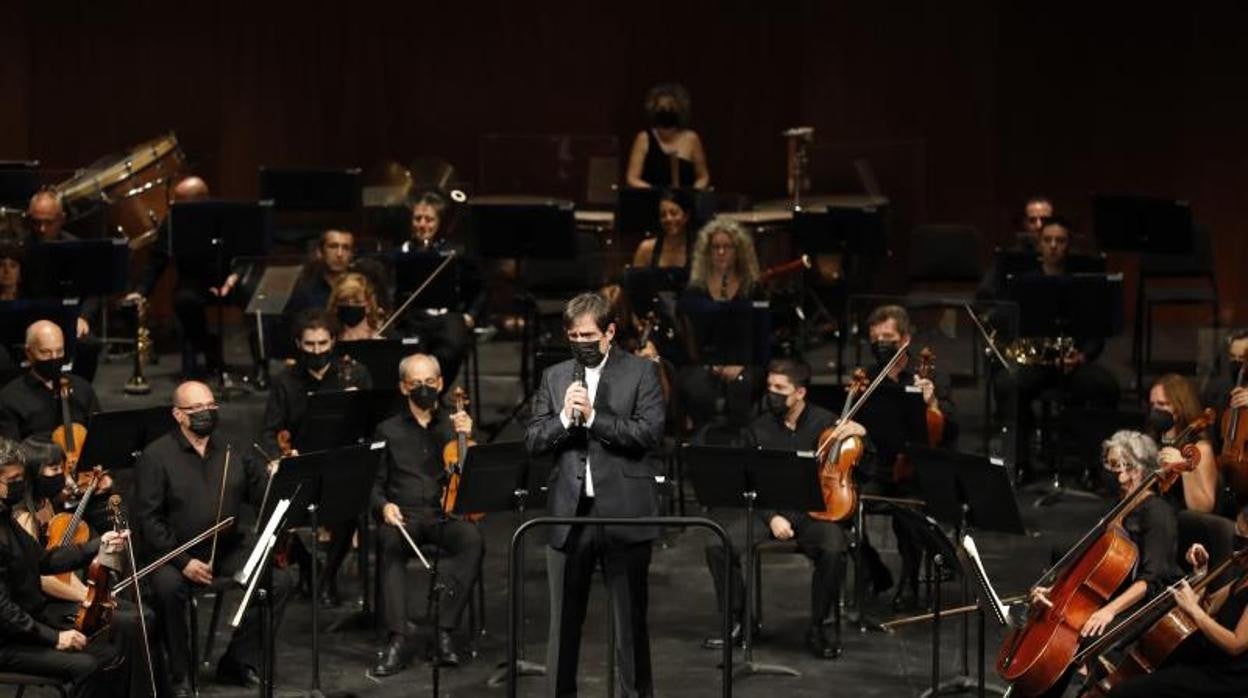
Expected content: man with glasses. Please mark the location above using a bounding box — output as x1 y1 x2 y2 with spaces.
370 353 482 675
133 380 293 697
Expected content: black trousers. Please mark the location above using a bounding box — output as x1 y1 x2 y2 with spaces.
147 543 295 686
705 511 848 628
321 518 359 596
0 600 146 698
993 362 1120 466
172 283 224 373
1108 663 1248 697
0 641 101 697
377 513 483 635
546 517 654 698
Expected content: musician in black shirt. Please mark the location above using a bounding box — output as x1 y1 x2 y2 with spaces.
371 353 483 675
134 381 294 696
703 359 853 659
0 321 99 442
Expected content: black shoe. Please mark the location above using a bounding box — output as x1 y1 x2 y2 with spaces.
251 365 270 391
434 629 460 667
804 626 842 660
890 588 919 613
216 656 261 687
702 621 752 650
171 681 192 698
319 583 341 608
372 635 409 677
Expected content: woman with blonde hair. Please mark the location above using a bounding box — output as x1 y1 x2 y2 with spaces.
327 272 386 340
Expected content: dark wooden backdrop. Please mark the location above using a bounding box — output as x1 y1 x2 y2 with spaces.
3 1 1245 321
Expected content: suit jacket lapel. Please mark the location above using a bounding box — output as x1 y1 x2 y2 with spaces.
592 347 620 415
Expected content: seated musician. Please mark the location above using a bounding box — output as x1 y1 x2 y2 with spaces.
987 217 1120 478
976 195 1054 300
1029 430 1180 696
860 304 958 610
391 190 485 386
286 229 356 320
0 242 20 301
1200 328 1248 432
703 359 850 660
12 438 86 603
371 353 483 674
1104 531 1248 697
261 309 372 607
676 218 765 431
1148 373 1222 515
329 272 387 341
625 83 710 189
630 188 695 291
0 436 132 698
133 381 294 696
0 320 99 453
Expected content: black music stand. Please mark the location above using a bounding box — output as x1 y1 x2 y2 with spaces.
1093 195 1194 254
337 340 419 390
170 200 273 394
22 239 130 301
911 446 1022 697
259 167 363 246
0 161 39 209
77 407 174 472
293 389 380 453
263 441 385 697
685 445 824 681
614 187 715 238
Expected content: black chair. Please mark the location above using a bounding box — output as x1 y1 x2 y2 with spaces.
0 672 69 698
187 576 239 697
1134 224 1219 391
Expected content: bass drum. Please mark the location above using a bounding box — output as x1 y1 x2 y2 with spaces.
54 133 186 249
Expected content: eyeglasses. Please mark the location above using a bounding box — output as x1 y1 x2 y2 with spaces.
1102 458 1129 473
175 402 218 413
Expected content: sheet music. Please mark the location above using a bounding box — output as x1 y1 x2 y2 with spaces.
231 534 276 628
237 497 291 586
962 534 1009 626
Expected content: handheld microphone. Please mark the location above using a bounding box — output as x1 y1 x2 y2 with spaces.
572 362 586 427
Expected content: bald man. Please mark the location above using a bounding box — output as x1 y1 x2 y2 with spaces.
132 380 292 695
26 191 71 244
0 320 99 442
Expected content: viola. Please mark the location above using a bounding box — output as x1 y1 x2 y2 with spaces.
810 368 868 522
1219 360 1248 506
1078 548 1248 697
50 377 91 492
46 465 104 587
75 495 124 636
892 347 942 484
441 387 483 522
996 411 1213 696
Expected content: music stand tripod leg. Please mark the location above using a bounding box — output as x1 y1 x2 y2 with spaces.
733 493 801 680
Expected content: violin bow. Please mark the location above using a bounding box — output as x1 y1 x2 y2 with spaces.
208 445 231 570
252 442 279 535
119 500 159 697
376 250 457 336
963 303 1014 374
814 340 909 456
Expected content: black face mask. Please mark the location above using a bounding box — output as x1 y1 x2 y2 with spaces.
2 479 26 508
408 384 439 411
1146 408 1176 435
302 350 333 372
32 357 65 382
336 305 367 328
187 409 218 437
35 473 64 500
870 340 900 365
570 340 606 368
653 108 679 128
764 391 789 417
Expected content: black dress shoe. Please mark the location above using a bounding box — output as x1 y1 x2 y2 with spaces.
319 584 341 608
372 635 409 677
216 656 261 687
702 621 756 650
434 629 460 667
171 682 192 698
804 626 842 660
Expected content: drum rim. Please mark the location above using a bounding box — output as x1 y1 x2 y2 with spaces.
54 133 180 200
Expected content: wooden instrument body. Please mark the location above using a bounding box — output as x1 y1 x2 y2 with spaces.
996 523 1139 696
75 496 123 636
1219 366 1248 504
1084 606 1201 698
441 387 483 522
45 466 102 587
51 377 92 490
811 434 862 522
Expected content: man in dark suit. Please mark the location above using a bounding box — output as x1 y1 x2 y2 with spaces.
525 292 666 698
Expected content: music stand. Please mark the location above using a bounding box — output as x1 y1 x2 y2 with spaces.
685 445 824 680
336 339 419 389
170 200 274 393
22 239 130 301
0 161 39 208
1093 195 1194 254
78 407 174 472
242 258 304 375
263 441 385 697
910 446 1022 696
614 187 715 238
676 298 772 368
470 200 577 261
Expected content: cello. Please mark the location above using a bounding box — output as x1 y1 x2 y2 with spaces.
441 387 483 522
996 409 1214 696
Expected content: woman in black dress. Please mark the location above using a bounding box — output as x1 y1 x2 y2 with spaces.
625 83 710 189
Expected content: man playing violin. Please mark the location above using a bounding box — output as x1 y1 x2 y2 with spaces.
133 381 294 697
0 437 132 698
703 358 852 660
371 353 482 675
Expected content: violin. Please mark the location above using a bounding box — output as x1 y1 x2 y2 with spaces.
46 465 104 587
1219 360 1248 506
892 347 943 484
50 377 91 492
1078 548 1248 697
996 411 1213 696
810 368 869 522
441 387 483 522
75 495 123 636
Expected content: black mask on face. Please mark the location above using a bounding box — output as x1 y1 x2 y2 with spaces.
187 409 218 437
1146 408 1176 435
653 108 679 129
764 391 789 418
32 357 65 382
570 340 606 368
870 340 900 365
336 305 366 328
302 350 333 372
2 479 26 508
35 473 64 500
408 384 439 411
